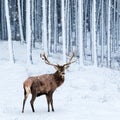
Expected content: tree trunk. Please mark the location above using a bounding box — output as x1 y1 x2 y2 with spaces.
18 0 24 43
31 0 35 48
1 0 7 40
78 0 84 67
92 0 97 66
26 0 32 64
101 0 104 65
5 0 15 63
42 0 48 54
107 0 111 67
48 0 51 54
54 0 58 53
61 0 66 62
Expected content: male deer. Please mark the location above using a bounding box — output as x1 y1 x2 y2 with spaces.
22 53 75 113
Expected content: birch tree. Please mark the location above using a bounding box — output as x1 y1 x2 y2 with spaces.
5 0 15 63
78 0 84 66
117 0 120 47
113 0 116 52
107 0 111 67
92 0 97 66
1 0 7 40
31 0 35 48
61 0 66 62
54 0 58 53
117 0 120 48
75 1 78 56
26 0 32 64
101 0 104 65
42 0 47 54
66 0 70 54
17 0 24 43
48 0 51 54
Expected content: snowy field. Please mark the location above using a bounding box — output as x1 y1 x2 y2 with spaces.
1 41 120 120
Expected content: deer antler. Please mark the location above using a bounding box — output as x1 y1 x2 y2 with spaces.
40 53 57 67
63 52 75 67
40 52 75 67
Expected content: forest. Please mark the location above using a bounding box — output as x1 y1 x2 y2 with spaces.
0 0 120 69
1 1 120 120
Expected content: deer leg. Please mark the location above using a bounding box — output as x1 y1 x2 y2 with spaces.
50 93 54 112
30 94 36 112
22 88 29 113
46 94 51 112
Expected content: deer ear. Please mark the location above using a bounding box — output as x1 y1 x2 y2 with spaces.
64 65 69 69
54 66 58 70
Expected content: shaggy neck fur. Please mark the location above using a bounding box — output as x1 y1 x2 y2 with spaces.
54 71 65 87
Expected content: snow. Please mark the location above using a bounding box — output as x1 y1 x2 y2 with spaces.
1 41 120 120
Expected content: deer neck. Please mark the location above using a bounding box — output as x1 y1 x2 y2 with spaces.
54 71 64 87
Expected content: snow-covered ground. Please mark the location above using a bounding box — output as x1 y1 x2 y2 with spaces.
1 41 120 120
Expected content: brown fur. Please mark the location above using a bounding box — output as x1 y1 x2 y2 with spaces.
22 70 65 113
22 53 74 113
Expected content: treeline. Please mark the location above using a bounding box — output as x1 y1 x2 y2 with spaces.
0 0 120 69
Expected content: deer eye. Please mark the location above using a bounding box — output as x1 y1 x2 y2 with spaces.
62 72 65 75
60 71 65 74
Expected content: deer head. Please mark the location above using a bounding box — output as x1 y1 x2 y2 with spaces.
40 53 75 77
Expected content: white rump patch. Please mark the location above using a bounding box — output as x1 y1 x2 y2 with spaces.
25 86 31 96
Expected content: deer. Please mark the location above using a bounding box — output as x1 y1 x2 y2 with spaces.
22 53 75 113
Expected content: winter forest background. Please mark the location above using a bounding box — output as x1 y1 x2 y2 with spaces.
1 0 120 69
1 0 120 120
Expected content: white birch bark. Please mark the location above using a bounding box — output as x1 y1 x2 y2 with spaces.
31 0 35 48
116 0 119 48
48 0 51 54
1 0 6 39
112 0 115 52
84 0 88 51
42 0 47 54
61 0 66 62
66 0 69 54
54 0 57 53
107 0 111 67
101 0 104 64
117 1 120 47
78 0 84 66
26 0 32 64
5 0 15 63
18 0 24 43
92 0 97 66
75 1 78 55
